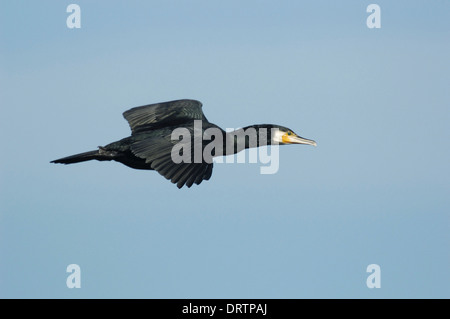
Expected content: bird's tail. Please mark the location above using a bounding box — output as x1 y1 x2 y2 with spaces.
51 148 112 165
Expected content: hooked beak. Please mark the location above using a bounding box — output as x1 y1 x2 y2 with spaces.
282 134 317 146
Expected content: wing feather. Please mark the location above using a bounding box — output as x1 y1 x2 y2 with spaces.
123 99 206 134
130 133 213 188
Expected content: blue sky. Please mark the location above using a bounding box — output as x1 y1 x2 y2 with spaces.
0 1 449 298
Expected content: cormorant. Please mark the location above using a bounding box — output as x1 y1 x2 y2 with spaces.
51 99 316 188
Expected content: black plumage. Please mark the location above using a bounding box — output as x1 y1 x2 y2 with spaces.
51 99 316 188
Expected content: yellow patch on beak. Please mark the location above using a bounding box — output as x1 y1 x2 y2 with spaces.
282 133 293 144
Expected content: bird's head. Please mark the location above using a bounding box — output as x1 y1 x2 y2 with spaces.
270 125 317 146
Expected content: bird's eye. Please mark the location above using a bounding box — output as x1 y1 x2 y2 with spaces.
287 131 292 136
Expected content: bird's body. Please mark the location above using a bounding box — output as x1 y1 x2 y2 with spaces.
51 99 316 188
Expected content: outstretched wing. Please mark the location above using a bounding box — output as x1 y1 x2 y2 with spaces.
129 128 213 188
123 99 207 134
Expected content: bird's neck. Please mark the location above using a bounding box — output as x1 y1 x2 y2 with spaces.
224 125 273 155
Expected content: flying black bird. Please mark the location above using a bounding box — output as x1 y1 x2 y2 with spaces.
51 99 316 188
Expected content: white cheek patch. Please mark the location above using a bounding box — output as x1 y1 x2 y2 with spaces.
272 129 284 144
